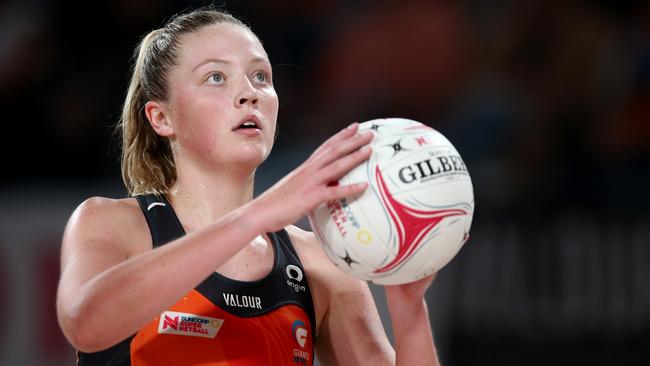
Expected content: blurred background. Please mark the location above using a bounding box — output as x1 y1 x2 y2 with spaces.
1 0 648 364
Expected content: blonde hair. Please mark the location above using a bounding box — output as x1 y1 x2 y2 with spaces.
118 9 251 195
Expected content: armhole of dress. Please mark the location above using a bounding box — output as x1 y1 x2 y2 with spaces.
275 229 301 260
158 194 187 237
134 194 159 246
274 229 317 340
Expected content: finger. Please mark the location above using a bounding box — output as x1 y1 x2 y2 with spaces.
314 130 373 168
324 181 369 202
322 145 372 181
309 122 359 162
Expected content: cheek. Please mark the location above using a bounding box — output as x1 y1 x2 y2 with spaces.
172 94 225 154
261 89 279 136
264 88 279 113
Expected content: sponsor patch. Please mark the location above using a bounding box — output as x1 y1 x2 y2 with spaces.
286 265 307 293
292 320 308 348
157 311 223 339
292 319 310 364
285 265 303 282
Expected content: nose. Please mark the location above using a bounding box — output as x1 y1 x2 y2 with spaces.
238 95 258 106
235 79 258 108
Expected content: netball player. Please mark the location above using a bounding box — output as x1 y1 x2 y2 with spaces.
56 8 439 366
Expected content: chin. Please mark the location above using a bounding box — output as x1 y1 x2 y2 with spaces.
234 146 270 167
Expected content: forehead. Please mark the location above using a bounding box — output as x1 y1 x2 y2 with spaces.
175 23 268 66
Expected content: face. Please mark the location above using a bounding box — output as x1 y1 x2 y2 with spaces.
160 23 278 171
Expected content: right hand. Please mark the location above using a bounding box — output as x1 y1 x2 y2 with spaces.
253 122 373 232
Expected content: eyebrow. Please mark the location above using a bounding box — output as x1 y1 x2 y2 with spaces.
192 57 270 72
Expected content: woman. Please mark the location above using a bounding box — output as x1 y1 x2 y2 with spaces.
56 8 439 366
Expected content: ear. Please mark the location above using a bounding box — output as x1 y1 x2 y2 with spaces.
144 100 175 137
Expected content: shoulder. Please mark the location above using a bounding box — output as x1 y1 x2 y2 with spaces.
68 196 142 233
284 224 360 283
284 225 317 250
71 196 140 216
284 225 328 270
64 196 149 257
285 224 370 299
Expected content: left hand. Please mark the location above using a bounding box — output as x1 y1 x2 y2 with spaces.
384 273 436 303
384 274 440 366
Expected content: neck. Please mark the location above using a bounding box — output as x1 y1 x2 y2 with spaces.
166 162 256 232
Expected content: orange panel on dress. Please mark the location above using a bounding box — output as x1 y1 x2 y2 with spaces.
130 289 313 365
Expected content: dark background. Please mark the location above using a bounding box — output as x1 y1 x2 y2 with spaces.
1 0 648 364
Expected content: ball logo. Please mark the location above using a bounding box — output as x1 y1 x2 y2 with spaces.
397 155 468 184
292 320 308 348
356 229 372 244
285 265 303 282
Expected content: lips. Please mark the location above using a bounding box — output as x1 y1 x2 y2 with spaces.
233 114 262 131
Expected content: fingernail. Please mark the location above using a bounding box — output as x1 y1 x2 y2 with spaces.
347 122 358 129
361 146 371 153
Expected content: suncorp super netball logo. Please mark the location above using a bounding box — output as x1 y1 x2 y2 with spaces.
158 311 224 338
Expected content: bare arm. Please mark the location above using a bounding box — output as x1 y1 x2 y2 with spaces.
318 276 440 366
57 197 263 351
291 227 439 366
57 123 373 352
385 277 440 366
316 278 396 365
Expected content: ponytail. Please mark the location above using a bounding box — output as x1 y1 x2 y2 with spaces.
119 30 175 195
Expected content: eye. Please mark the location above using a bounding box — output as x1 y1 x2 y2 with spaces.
208 72 225 84
252 71 268 83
